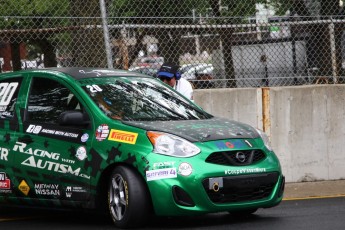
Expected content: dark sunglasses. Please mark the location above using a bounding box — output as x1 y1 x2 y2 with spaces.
159 76 173 82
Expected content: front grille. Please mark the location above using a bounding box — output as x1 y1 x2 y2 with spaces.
202 172 279 204
205 149 266 166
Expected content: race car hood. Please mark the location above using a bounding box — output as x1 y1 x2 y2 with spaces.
123 117 259 142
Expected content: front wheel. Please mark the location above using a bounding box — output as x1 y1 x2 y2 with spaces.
108 166 152 228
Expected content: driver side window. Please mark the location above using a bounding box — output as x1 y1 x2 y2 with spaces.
27 77 81 124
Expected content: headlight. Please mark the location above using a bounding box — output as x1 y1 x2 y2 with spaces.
147 131 200 157
256 129 273 151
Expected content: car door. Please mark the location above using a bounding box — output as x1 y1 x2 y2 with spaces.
14 74 93 201
0 75 23 197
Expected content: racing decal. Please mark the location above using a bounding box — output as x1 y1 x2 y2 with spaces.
81 133 89 142
13 142 60 160
244 140 253 147
105 145 122 164
95 124 109 141
3 133 10 144
105 145 136 166
24 124 82 143
75 146 87 161
0 111 11 117
13 142 82 177
0 147 9 162
27 125 79 138
84 148 104 178
152 161 176 169
9 118 19 131
224 168 267 175
18 180 30 196
86 84 103 93
0 172 12 194
108 129 138 144
214 139 247 150
178 162 193 176
26 125 42 134
214 141 234 149
78 174 90 179
65 186 87 198
141 156 149 165
18 135 33 144
79 70 103 77
79 69 119 77
146 168 177 181
0 82 18 113
83 145 137 179
21 157 81 176
123 152 137 165
34 183 60 196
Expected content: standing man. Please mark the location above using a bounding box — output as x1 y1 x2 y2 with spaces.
157 63 193 100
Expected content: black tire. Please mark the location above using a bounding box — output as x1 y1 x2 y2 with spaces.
108 166 151 228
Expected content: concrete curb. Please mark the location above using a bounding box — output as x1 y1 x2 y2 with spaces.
283 179 345 200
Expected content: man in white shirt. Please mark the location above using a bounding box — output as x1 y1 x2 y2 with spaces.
157 63 193 100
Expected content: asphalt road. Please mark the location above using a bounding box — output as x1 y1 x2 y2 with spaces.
1 197 345 230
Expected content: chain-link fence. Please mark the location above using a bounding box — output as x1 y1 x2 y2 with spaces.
1 0 345 88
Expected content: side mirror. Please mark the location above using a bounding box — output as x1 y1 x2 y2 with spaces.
59 110 90 126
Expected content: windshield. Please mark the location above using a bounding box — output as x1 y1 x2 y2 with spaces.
81 76 212 121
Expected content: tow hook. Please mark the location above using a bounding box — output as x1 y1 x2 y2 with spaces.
212 182 220 192
208 177 223 192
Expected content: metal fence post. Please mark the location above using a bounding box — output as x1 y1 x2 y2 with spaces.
99 0 113 69
329 21 337 83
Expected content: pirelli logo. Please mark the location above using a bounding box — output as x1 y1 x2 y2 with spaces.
108 129 138 144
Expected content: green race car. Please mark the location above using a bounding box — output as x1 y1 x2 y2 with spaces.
0 67 284 228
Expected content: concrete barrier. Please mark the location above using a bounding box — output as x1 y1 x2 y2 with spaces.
194 85 345 183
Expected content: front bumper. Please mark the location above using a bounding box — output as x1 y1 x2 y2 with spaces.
144 138 284 216
147 167 284 216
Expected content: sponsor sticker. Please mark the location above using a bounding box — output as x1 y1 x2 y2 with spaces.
26 125 79 139
75 146 87 161
26 124 42 134
65 186 87 198
81 133 89 142
0 172 11 193
224 168 266 175
178 162 193 176
34 183 60 196
146 168 177 181
152 161 176 169
108 129 138 144
18 180 30 196
96 124 109 141
214 139 246 150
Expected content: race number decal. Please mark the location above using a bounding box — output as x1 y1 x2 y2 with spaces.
0 82 18 109
86 85 102 93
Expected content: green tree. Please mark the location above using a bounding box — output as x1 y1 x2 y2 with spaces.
68 0 107 67
108 0 263 86
0 0 70 70
287 0 343 79
108 0 200 68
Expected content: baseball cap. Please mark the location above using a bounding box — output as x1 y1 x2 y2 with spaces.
157 63 179 78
